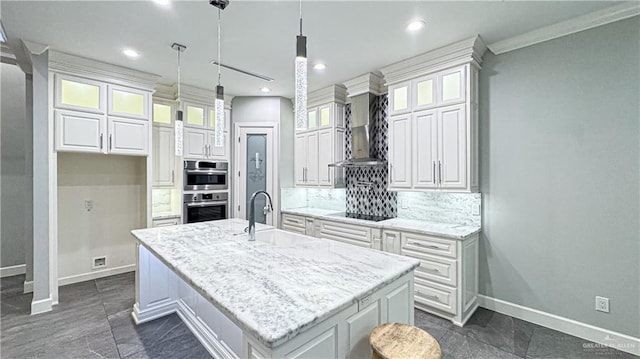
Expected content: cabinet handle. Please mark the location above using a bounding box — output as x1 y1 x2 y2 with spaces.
438 161 442 185
109 134 112 151
100 134 103 150
171 170 174 183
408 241 441 250
415 289 440 302
327 167 331 182
424 267 441 274
433 161 436 184
389 164 393 183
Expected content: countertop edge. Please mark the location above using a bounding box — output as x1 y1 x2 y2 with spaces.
280 209 481 240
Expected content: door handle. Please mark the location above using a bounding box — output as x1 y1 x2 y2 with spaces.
100 134 103 150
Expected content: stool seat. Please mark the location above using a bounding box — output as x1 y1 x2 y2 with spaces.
369 323 442 359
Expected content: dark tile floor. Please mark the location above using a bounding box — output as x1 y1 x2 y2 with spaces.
1 273 636 358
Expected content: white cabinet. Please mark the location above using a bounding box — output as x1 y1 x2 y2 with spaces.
388 114 412 188
387 64 477 192
55 110 148 156
183 127 229 160
55 110 106 153
108 84 149 120
54 74 106 114
317 219 372 248
294 132 318 186
108 117 149 155
152 126 175 186
152 217 180 227
400 231 478 326
296 129 344 188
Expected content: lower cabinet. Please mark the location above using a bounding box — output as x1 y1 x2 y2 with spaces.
281 212 479 326
152 216 180 227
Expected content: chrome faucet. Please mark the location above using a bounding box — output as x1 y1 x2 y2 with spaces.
248 190 273 241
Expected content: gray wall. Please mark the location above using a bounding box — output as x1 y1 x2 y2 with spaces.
479 17 639 337
1 62 27 268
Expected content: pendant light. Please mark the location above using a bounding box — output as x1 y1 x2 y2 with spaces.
213 8 225 147
295 0 307 130
171 42 186 156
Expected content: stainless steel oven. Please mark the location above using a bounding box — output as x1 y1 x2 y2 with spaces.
183 161 228 191
183 192 228 224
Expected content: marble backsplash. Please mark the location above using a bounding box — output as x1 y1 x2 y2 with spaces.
152 188 180 215
281 187 480 227
397 192 481 227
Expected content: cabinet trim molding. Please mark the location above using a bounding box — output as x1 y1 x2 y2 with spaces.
380 35 486 86
308 84 347 108
343 72 387 97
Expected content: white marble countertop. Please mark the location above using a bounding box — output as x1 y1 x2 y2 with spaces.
281 208 481 240
131 219 419 348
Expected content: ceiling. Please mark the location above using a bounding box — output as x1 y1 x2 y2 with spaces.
1 1 619 98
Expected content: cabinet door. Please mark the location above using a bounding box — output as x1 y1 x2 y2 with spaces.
184 128 207 159
389 82 411 115
347 301 380 358
438 105 467 190
388 114 412 188
317 129 333 186
412 74 437 110
317 220 371 248
152 126 175 186
381 230 401 255
55 110 106 153
307 108 318 130
294 134 307 186
439 66 466 106
54 74 106 114
184 102 206 128
153 102 173 125
413 110 439 189
108 117 149 156
305 132 319 185
108 85 149 120
208 130 228 159
318 104 332 127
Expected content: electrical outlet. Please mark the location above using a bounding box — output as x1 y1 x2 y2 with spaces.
92 256 107 269
472 203 481 215
84 200 94 212
401 199 408 209
595 296 609 313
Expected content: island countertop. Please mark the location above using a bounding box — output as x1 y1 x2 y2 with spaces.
131 219 420 349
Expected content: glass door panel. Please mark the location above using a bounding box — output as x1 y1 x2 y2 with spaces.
245 134 267 224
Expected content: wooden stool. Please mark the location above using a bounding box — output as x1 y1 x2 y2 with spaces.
369 323 442 359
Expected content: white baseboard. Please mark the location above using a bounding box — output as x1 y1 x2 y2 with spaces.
31 297 53 315
1 264 26 278
57 264 135 287
23 280 33 293
131 300 176 325
478 295 640 356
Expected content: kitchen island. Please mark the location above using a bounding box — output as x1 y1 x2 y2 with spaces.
131 218 420 358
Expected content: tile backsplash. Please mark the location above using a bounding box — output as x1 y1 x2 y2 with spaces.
152 188 180 215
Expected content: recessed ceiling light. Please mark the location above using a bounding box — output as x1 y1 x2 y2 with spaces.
406 19 425 32
123 48 140 58
260 87 271 93
153 0 171 6
313 63 326 70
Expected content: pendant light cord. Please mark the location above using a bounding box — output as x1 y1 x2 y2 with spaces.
299 0 303 35
217 8 222 86
177 47 181 105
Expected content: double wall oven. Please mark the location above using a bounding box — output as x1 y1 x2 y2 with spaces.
183 161 229 224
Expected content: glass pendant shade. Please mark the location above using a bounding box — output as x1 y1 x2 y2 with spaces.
174 109 183 156
295 35 307 130
214 85 225 147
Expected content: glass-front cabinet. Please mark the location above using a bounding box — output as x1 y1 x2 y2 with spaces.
55 74 106 113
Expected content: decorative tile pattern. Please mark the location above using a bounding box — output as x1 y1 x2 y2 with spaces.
345 94 397 217
344 103 352 160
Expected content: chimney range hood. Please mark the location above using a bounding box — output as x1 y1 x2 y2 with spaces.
329 92 386 168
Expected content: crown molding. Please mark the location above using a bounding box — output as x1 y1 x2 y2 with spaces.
48 50 161 91
379 35 486 86
343 72 387 97
488 3 640 55
177 83 234 109
308 84 347 108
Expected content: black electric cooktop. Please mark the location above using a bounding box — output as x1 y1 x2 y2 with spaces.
328 212 393 222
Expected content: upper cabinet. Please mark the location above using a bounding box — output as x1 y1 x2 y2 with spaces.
55 74 106 114
53 72 153 157
381 35 486 193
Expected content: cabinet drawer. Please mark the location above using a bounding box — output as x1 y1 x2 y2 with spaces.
318 220 371 248
282 214 306 229
282 224 306 235
403 249 457 287
414 279 457 315
152 217 180 227
401 232 457 258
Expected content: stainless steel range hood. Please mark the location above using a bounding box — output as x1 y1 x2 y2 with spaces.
329 93 386 168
